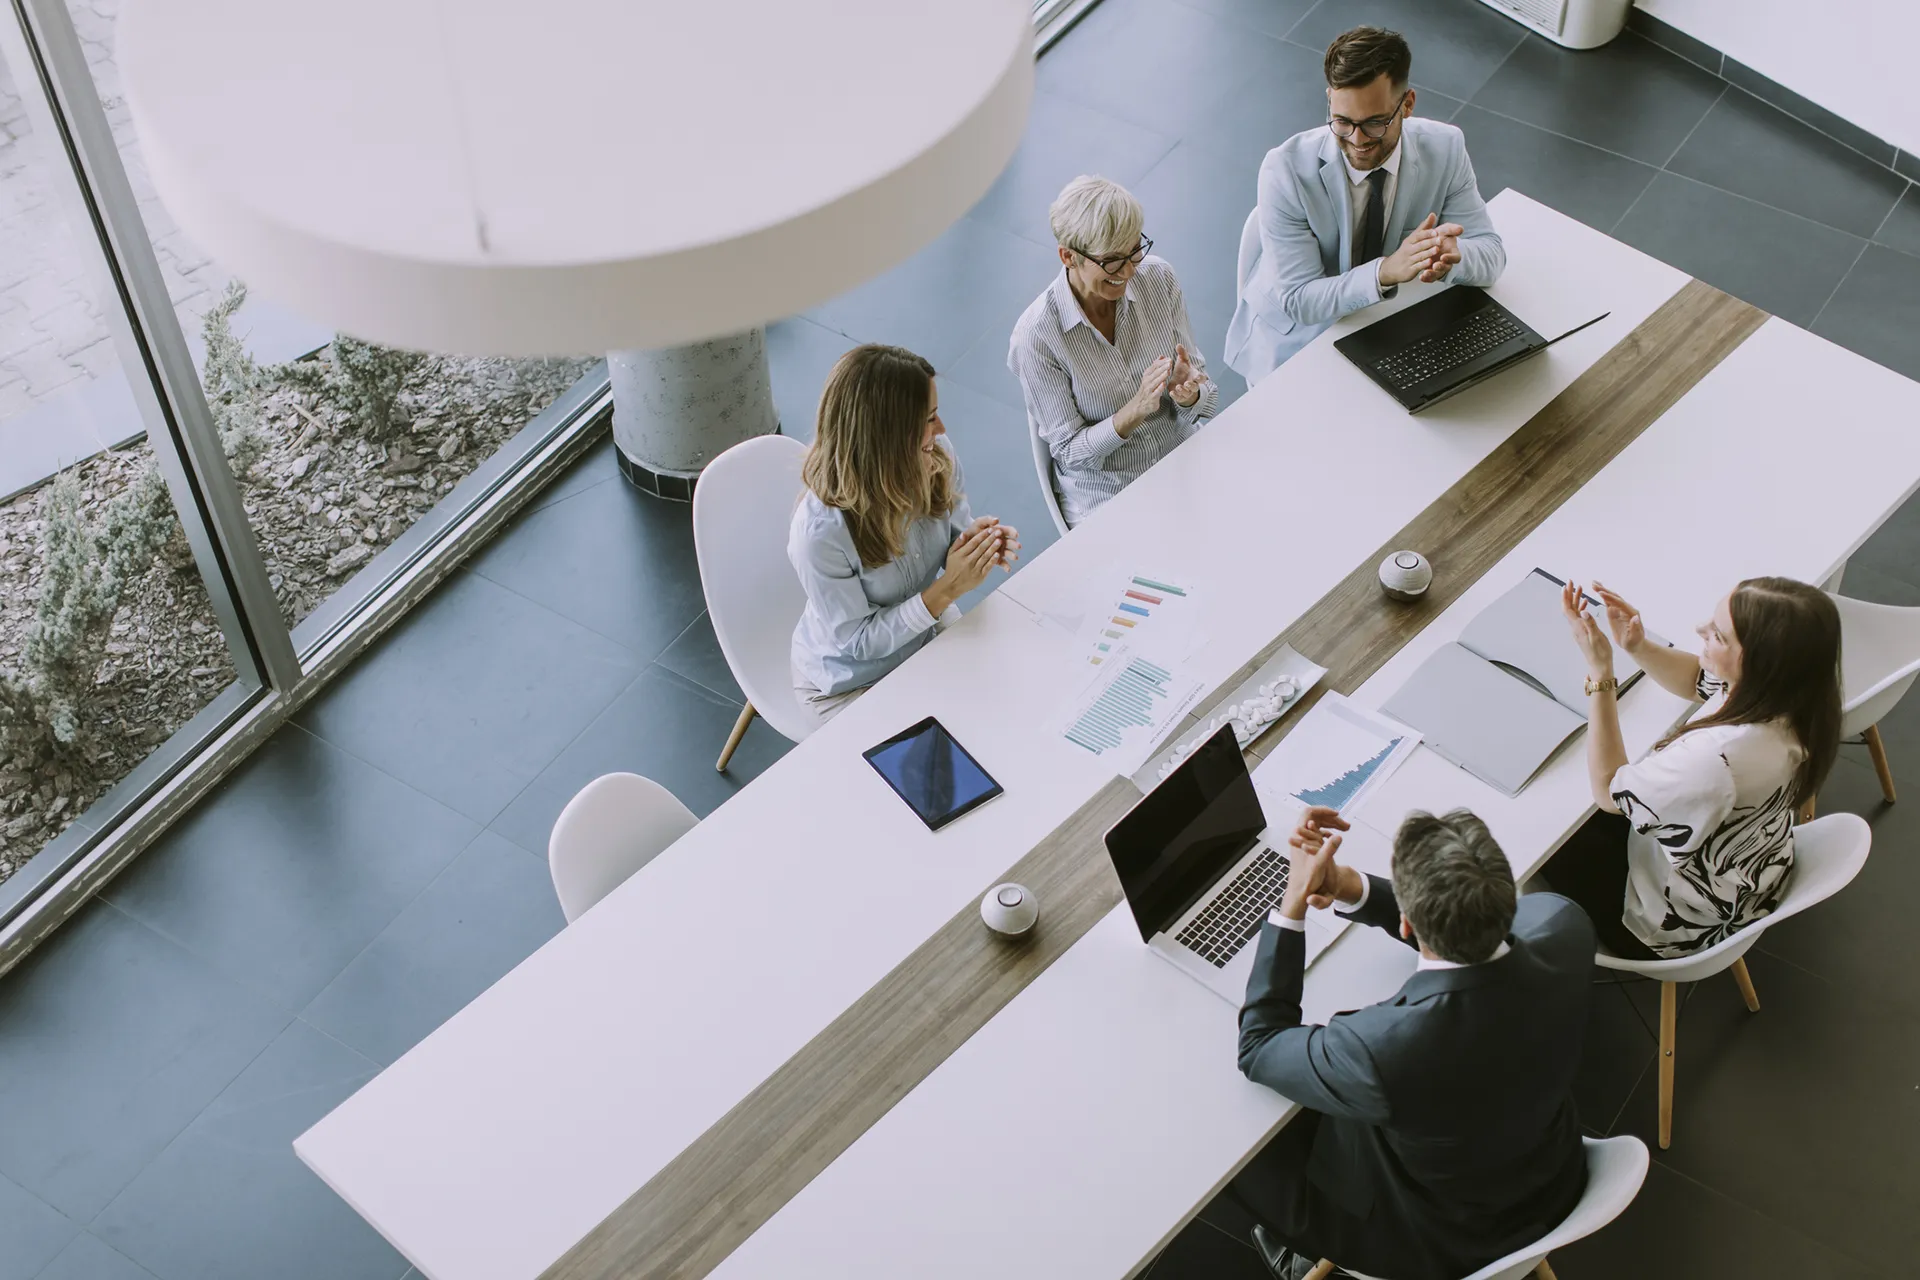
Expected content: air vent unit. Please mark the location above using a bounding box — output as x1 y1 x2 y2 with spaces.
1473 0 1629 50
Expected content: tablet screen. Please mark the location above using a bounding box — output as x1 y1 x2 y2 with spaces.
863 717 1003 831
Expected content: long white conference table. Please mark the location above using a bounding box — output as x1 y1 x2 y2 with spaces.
296 192 1920 1280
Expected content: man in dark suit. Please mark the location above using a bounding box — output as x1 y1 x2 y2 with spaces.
1234 806 1593 1280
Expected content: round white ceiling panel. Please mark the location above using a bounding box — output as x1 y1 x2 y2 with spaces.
120 0 1034 354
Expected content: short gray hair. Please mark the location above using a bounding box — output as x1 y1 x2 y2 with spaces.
1048 175 1145 259
1391 810 1516 964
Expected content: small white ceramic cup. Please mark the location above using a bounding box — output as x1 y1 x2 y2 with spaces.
1378 550 1433 602
980 883 1040 937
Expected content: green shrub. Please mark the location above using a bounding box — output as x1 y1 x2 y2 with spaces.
199 280 269 473
272 331 425 441
0 465 177 765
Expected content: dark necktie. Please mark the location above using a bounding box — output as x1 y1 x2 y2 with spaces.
1357 168 1388 266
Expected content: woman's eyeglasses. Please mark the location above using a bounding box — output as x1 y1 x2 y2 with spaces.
1082 235 1152 276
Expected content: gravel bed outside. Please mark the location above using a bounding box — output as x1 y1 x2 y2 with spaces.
0 353 596 884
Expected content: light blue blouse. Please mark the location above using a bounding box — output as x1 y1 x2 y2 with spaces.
788 450 973 697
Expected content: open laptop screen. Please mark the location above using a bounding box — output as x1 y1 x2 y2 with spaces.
1104 725 1267 941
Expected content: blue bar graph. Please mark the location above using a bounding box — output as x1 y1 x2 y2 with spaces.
1065 657 1175 756
1294 739 1401 810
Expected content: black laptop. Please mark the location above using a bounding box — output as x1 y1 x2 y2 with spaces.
1335 286 1551 412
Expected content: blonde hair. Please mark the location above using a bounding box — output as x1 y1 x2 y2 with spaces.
1048 175 1144 259
803 345 958 568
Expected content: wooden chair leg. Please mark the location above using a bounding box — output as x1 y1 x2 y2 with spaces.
1865 724 1897 804
1303 1263 1336 1280
1730 957 1761 1012
1658 980 1677 1150
716 702 756 772
1535 1260 1559 1280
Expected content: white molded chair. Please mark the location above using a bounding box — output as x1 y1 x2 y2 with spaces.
1594 812 1871 1149
1028 414 1070 537
1829 592 1920 806
692 434 816 771
1313 1136 1650 1280
548 773 697 923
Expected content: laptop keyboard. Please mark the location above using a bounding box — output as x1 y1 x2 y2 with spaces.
1174 847 1291 968
1371 307 1526 390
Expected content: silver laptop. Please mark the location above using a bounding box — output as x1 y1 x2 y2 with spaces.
1104 725 1345 1005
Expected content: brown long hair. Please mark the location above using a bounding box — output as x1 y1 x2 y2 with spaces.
1656 576 1841 809
802 345 957 568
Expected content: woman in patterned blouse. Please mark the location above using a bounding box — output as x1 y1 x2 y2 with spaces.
1543 577 1841 959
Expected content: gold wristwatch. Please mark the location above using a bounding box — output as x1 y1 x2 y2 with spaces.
1584 675 1619 697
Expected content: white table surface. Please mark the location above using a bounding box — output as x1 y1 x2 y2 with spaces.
994 194 1684 698
292 192 1906 1280
708 311 1920 1278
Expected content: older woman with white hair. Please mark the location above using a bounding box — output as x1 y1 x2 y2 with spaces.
1008 174 1218 529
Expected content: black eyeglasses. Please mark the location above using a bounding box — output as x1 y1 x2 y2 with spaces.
1327 91 1409 140
1080 235 1152 276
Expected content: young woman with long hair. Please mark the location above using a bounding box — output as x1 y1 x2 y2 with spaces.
787 344 1019 722
1544 576 1842 959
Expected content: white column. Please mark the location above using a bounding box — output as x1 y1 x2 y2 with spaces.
608 330 778 500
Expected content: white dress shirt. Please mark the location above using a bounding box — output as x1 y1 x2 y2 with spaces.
1345 140 1402 290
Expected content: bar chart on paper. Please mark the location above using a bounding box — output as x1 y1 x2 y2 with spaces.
1059 655 1204 770
1297 741 1397 810
1079 574 1197 668
1254 694 1421 819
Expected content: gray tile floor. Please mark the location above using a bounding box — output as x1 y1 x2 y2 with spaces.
3 2 1919 1277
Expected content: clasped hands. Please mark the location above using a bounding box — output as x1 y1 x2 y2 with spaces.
1381 212 1466 287
939 515 1021 595
1278 806 1368 921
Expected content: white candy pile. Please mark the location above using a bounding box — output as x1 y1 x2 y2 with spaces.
1157 675 1303 780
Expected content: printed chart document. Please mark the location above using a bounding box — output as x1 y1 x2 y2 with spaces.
1054 653 1207 774
1064 569 1202 671
1251 693 1421 819
1134 643 1328 790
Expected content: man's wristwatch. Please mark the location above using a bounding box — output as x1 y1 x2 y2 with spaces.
1584 674 1619 697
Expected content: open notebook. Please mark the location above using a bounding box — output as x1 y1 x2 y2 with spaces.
1381 569 1648 796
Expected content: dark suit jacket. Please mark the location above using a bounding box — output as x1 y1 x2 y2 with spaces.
1239 879 1593 1279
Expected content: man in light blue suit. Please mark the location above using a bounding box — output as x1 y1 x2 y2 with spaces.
1225 27 1505 387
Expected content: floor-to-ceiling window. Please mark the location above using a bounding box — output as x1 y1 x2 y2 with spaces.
0 0 1077 969
0 26 248 888
0 0 608 971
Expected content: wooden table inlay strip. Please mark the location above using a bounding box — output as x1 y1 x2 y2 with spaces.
540 279 1765 1280
1236 279 1767 760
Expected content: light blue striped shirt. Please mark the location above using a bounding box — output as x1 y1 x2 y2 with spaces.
788 447 973 697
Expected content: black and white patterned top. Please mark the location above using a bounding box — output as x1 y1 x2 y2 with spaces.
1611 673 1806 957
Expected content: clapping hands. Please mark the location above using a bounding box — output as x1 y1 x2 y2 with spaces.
1560 579 1614 678
1588 581 1645 654
1167 344 1203 408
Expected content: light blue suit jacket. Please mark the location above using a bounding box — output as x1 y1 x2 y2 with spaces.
1225 119 1505 384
